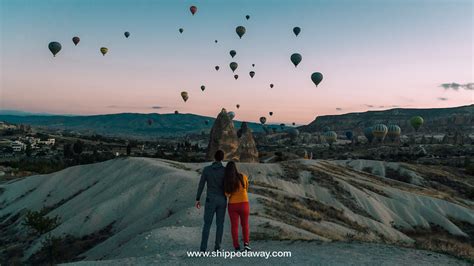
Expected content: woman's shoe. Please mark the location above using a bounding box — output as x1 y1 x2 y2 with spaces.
235 246 241 251
244 243 251 251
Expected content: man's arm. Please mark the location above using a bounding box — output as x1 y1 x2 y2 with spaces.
196 169 207 201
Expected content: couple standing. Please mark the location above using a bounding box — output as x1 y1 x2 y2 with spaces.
195 150 251 251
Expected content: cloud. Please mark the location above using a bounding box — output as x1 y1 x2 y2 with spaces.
364 104 374 108
151 106 163 109
335 108 342 111
440 82 473 90
106 105 165 110
437 97 448 101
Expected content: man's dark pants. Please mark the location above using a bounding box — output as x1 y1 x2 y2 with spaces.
200 194 227 251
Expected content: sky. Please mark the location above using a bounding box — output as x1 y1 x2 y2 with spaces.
0 0 473 124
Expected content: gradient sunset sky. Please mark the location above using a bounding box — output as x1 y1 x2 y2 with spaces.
1 0 472 124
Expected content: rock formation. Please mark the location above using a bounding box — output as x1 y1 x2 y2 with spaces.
206 109 239 160
237 122 259 162
207 109 259 162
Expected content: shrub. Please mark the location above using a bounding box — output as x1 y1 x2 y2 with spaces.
22 208 60 235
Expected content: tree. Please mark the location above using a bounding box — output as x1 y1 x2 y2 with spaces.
25 143 33 157
126 144 131 156
73 140 83 154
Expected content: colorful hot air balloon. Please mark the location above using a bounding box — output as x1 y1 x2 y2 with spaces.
230 62 238 72
410 116 424 132
364 127 374 143
230 50 236 58
372 124 388 142
345 131 353 140
387 124 401 141
311 72 323 87
269 112 273 116
259 117 267 125
48 42 62 57
200 85 205 91
179 28 184 34
324 131 337 145
181 91 189 102
236 26 246 39
290 53 302 67
245 15 250 20
215 66 220 71
292 122 296 126
234 74 239 80
270 84 274 88
124 31 130 38
293 27 301 36
249 71 255 78
228 111 235 120
190 5 197 15
174 110 179 114
100 47 108 56
72 37 80 46
236 104 240 109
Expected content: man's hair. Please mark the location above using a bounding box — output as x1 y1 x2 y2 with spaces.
214 150 224 161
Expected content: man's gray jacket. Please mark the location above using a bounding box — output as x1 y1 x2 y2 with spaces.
196 161 226 201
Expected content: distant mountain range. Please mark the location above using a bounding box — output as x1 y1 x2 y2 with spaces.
300 104 474 134
0 112 264 138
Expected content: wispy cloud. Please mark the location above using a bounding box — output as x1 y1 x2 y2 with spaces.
106 105 165 109
440 82 473 90
151 106 163 109
437 97 448 101
335 107 342 111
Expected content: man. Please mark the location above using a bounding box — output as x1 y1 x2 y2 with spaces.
195 150 227 251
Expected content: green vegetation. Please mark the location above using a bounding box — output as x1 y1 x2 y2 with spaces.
22 208 60 235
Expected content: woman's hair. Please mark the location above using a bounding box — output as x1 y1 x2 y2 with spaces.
224 161 245 194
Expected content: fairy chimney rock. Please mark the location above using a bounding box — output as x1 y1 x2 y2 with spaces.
237 122 259 163
207 108 239 160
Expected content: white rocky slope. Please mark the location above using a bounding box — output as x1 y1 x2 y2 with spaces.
0 157 472 264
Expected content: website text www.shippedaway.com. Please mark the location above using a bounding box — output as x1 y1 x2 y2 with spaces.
187 249 292 259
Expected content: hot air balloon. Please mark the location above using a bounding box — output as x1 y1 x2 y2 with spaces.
236 104 240 109
293 27 301 36
364 127 374 143
234 75 239 80
230 62 238 72
174 110 179 114
289 128 300 138
190 5 197 15
245 15 250 20
215 40 218 43
324 131 337 145
249 71 255 78
228 111 235 120
252 64 255 67
290 53 302 67
181 91 189 102
311 72 323 87
387 124 401 141
270 84 274 88
269 112 273 116
200 85 205 91
48 42 61 57
124 31 130 38
280 123 286 129
179 28 184 34
147 118 153 126
230 50 236 58
100 47 108 56
236 26 246 39
72 37 80 46
410 116 424 132
215 66 220 71
260 117 267 125
372 124 388 142
345 131 353 140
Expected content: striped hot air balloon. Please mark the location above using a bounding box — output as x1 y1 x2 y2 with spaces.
387 124 401 141
372 124 388 142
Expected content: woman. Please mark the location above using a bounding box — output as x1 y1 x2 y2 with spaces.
224 161 250 251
